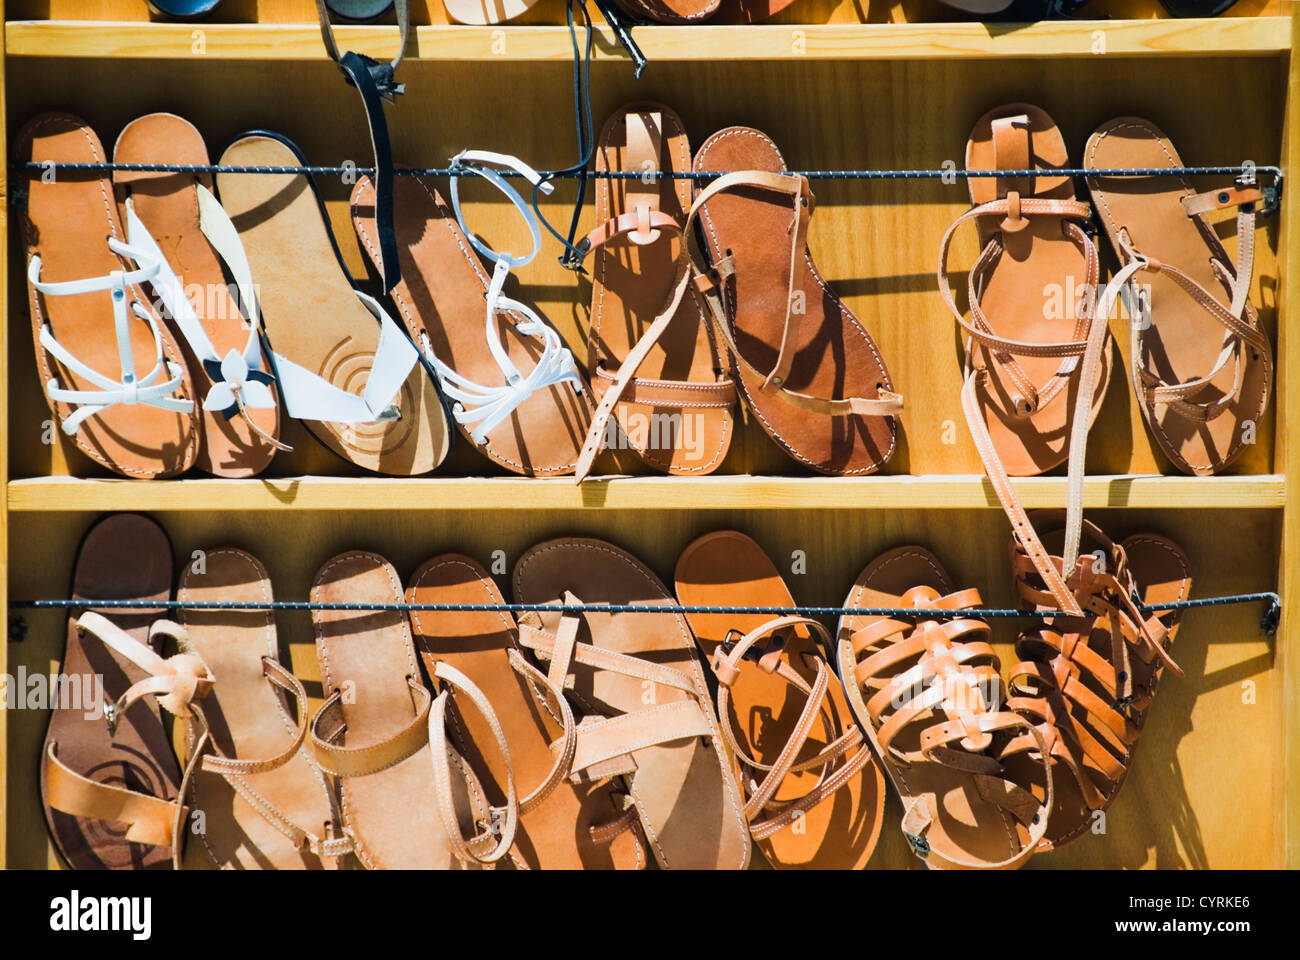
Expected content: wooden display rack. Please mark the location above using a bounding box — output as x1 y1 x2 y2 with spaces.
0 0 1296 869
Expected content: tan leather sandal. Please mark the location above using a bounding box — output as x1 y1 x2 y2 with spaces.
999 514 1191 850
837 546 1053 870
406 554 647 869
690 126 903 476
574 102 736 482
310 551 486 869
179 549 350 869
675 531 884 869
18 114 199 479
41 514 190 869
1085 117 1273 476
513 537 750 870
939 103 1112 628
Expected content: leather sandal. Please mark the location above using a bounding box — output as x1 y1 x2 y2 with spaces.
310 551 485 869
938 103 1111 627
574 103 736 482
41 514 190 868
691 126 903 476
217 133 449 476
179 549 350 869
18 114 199 479
512 537 751 870
674 530 884 869
837 546 1054 870
351 152 589 477
1085 117 1273 476
999 514 1191 850
113 113 283 478
406 554 647 868
443 0 537 23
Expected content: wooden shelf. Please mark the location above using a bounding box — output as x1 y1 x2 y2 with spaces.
4 18 1290 62
5 473 1284 512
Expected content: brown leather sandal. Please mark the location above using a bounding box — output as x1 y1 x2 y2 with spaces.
18 114 199 479
406 554 647 868
513 537 750 870
837 546 1053 870
999 514 1191 850
938 103 1112 628
690 126 903 475
352 169 592 477
179 549 349 869
309 551 484 869
113 113 282 478
574 102 736 482
41 514 191 868
674 531 884 870
613 0 720 24
1085 117 1273 476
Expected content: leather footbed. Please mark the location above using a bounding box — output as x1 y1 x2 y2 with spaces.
114 113 280 478
216 135 448 476
41 513 182 869
692 126 899 476
351 172 591 477
675 530 884 869
18 113 199 479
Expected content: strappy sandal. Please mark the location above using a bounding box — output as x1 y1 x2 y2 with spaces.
674 531 884 869
41 514 189 868
574 103 736 482
18 114 199 479
613 0 720 23
513 537 751 870
179 549 350 869
309 551 488 869
406 554 647 869
690 126 903 476
837 546 1054 870
113 113 284 478
938 103 1111 629
999 514 1191 850
217 133 449 476
1085 117 1273 476
352 152 589 477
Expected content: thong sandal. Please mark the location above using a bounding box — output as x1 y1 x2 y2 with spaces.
690 126 903 476
310 551 487 869
513 537 751 870
574 103 736 482
1085 117 1273 476
1000 514 1190 850
406 554 647 868
938 103 1111 626
179 549 350 869
674 530 884 869
41 514 193 868
113 113 283 478
837 546 1054 870
352 152 589 476
217 133 449 476
18 114 199 479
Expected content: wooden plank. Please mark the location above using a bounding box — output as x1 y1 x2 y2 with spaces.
5 473 1286 512
3 18 1291 62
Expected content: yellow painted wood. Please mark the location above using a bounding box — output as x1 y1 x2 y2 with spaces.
4 18 1291 61
5 473 1286 512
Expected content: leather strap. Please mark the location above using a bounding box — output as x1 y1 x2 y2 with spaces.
315 0 410 293
309 676 432 777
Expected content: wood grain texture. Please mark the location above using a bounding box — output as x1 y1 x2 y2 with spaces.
4 19 1291 60
5 473 1286 511
2 507 1281 869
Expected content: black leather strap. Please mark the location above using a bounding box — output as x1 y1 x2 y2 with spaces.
316 0 410 294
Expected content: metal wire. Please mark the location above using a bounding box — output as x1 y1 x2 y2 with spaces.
15 161 1284 182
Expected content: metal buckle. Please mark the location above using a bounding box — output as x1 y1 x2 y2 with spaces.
719 628 784 663
904 831 930 859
